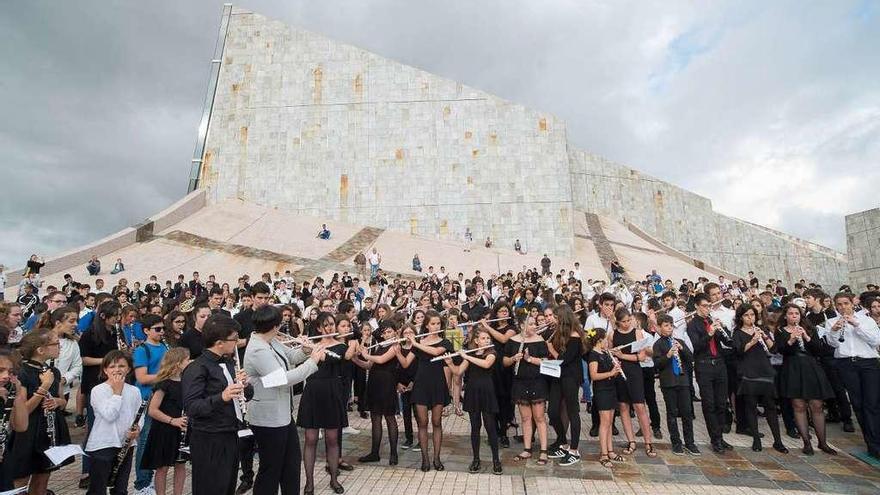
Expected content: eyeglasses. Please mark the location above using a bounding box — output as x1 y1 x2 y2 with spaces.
222 337 239 342
173 319 186 324
151 326 165 332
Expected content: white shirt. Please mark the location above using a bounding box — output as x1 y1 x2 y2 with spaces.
85 383 144 452
667 306 694 352
0 272 6 292
711 305 735 349
54 337 82 395
368 252 381 266
824 313 880 359
572 269 583 282
640 332 659 368
585 312 611 332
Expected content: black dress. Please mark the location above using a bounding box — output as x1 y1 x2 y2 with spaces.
410 339 453 407
774 327 833 400
461 350 498 414
505 339 549 404
364 347 399 416
732 329 776 397
141 380 187 468
586 350 618 412
10 361 73 477
611 330 645 404
297 343 350 428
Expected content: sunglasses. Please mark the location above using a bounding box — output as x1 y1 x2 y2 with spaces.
151 326 165 332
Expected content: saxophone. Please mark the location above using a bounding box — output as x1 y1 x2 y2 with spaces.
108 399 148 488
0 383 14 463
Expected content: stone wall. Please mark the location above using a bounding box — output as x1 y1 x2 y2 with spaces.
200 9 574 258
197 8 847 287
846 208 880 291
568 149 848 287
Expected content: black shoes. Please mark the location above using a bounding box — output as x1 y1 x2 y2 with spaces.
720 439 734 451
752 438 762 452
468 460 481 473
358 452 380 463
842 421 855 433
652 427 663 439
711 442 725 454
235 480 253 495
818 443 838 455
772 442 789 454
493 460 503 475
589 425 599 437
499 436 510 448
672 443 685 456
433 459 445 471
389 452 398 466
684 444 701 456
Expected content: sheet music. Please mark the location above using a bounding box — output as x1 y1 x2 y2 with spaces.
261 367 288 388
44 444 84 465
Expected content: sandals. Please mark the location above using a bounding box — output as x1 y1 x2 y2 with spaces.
536 449 548 466
608 451 625 462
599 453 614 469
645 443 657 458
513 450 532 461
622 441 636 455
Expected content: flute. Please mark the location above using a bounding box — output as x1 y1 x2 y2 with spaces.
606 349 626 381
458 316 511 327
366 337 407 350
514 325 550 375
431 344 495 362
231 350 252 436
671 300 724 326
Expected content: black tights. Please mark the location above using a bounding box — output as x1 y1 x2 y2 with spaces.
550 378 581 449
415 404 444 464
302 428 339 491
469 411 499 462
792 399 828 446
368 414 399 457
743 393 781 443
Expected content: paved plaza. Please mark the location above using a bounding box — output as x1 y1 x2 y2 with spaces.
46 392 880 495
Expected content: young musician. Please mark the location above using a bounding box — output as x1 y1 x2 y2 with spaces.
404 310 452 472
0 348 29 491
448 328 503 474
142 348 191 495
356 321 401 465
610 308 657 458
132 314 169 493
825 292 880 459
547 306 586 466
10 330 71 495
731 305 787 453
585 327 624 468
395 325 418 451
479 303 516 447
85 350 143 495
504 316 550 466
652 315 699 456
686 293 732 453
775 303 835 455
244 305 323 495
48 305 83 403
443 310 464 417
297 312 352 494
182 315 253 495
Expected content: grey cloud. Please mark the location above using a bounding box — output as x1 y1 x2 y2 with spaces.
1 0 877 267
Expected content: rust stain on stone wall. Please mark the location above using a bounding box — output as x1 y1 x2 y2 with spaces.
464 131 472 139
339 174 349 206
489 132 497 145
442 106 451 119
440 220 449 236
232 83 241 93
654 190 664 208
421 80 429 97
240 126 248 144
410 218 418 235
395 149 405 161
200 149 214 182
353 74 363 99
312 66 323 104
538 118 548 131
467 176 474 186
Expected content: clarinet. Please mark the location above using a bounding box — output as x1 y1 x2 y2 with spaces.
606 349 626 381
791 326 806 352
755 328 770 353
115 324 129 352
39 364 58 451
175 409 190 461
667 336 683 373
0 383 15 463
108 399 148 488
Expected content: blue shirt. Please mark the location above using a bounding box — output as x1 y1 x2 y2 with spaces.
123 322 147 345
77 311 95 334
132 342 167 399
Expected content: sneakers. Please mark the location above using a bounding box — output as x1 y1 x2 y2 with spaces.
558 451 581 466
547 447 567 459
684 444 701 456
342 426 360 434
411 443 422 452
672 443 685 456
401 439 413 450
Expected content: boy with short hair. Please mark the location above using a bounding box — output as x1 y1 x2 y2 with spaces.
653 314 699 456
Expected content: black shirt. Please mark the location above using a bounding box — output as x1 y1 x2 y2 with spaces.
26 259 45 274
182 350 253 434
461 300 488 323
233 309 255 362
179 328 205 359
686 315 729 361
79 328 120 395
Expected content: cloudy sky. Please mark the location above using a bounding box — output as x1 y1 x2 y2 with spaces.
2 0 878 269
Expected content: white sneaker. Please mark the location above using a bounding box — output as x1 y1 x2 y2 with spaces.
343 426 359 434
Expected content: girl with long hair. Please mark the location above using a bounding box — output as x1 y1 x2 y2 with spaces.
609 308 656 458
142 348 191 495
547 306 586 466
355 321 400 466
479 302 516 447
585 327 625 468
504 316 550 466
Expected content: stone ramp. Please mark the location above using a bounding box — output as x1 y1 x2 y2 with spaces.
583 212 623 282
321 227 385 263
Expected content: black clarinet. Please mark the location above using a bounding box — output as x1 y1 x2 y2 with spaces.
108 399 148 488
0 383 15 463
175 409 190 462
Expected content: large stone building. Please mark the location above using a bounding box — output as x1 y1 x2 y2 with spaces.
192 5 849 288
846 208 880 290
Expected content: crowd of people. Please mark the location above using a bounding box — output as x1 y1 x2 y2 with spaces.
0 254 879 495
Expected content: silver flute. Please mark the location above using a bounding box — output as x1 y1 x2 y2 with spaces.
606 349 627 381
231 350 249 419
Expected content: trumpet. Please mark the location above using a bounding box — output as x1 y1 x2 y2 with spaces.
430 344 494 362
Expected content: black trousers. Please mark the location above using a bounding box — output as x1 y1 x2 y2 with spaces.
695 359 728 443
837 358 880 455
353 368 367 412
549 376 582 449
661 386 694 446
821 356 853 422
642 367 661 429
86 447 133 495
190 430 239 495
400 390 415 443
238 432 255 484
724 355 743 429
252 422 301 495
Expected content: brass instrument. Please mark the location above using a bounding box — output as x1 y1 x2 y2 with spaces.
108 399 148 488
0 383 15 463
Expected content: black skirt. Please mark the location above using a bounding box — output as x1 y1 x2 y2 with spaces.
365 368 399 416
140 420 187 469
779 353 833 400
297 377 348 429
615 361 646 404
462 365 498 414
511 376 549 404
737 376 776 397
593 387 618 412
